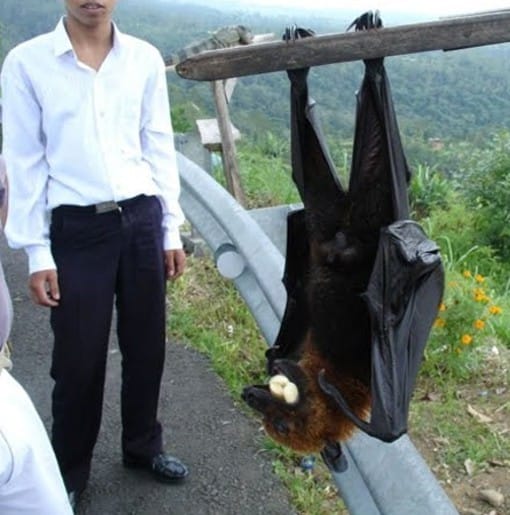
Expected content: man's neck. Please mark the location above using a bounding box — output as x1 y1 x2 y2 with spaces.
64 16 114 70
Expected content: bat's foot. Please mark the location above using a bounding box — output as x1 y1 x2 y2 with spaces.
347 10 383 32
283 26 315 83
282 25 315 43
321 441 348 473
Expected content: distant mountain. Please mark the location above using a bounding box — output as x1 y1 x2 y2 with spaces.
163 0 431 24
1 0 509 155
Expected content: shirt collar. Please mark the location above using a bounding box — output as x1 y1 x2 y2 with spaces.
111 22 125 57
53 17 73 57
52 17 125 58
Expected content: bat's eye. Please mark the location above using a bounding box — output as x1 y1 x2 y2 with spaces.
273 419 289 435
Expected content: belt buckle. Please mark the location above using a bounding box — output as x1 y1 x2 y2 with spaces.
95 201 120 214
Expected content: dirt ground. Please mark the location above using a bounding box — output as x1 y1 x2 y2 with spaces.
411 346 509 515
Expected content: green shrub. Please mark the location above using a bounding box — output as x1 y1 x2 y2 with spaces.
421 196 505 280
457 131 510 261
409 164 451 218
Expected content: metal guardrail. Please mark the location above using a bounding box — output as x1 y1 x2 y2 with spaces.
177 152 459 515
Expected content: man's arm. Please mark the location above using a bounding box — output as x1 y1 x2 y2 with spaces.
1 52 60 305
140 48 186 279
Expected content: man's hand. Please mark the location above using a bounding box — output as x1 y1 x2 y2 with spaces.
164 249 186 281
29 269 60 307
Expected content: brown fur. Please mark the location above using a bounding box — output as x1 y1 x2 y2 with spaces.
242 333 371 454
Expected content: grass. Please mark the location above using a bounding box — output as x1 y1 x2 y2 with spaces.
168 258 268 393
168 256 348 515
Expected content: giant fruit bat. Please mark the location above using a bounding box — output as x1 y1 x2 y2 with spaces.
242 15 444 469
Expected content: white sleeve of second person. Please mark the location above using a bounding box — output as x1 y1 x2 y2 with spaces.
140 50 185 251
1 53 56 274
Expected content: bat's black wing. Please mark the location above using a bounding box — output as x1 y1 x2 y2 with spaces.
267 28 347 366
317 17 444 441
319 220 444 441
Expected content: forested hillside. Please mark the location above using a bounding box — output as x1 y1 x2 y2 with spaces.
1 0 509 157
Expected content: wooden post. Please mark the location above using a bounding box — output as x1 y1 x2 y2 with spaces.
211 80 246 205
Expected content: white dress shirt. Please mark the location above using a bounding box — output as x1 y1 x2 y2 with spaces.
1 18 185 274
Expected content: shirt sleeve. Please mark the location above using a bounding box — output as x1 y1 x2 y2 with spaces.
0 417 14 487
1 52 56 274
140 49 185 250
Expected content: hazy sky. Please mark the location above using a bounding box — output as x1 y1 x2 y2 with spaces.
240 0 509 17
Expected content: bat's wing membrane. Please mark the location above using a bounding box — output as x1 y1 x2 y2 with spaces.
320 221 444 441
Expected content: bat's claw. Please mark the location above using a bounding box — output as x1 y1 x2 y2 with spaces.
347 10 383 32
282 25 315 43
283 25 315 82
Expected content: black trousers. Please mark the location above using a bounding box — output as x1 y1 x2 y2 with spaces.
49 195 166 492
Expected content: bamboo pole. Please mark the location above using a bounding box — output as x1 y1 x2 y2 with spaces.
176 10 510 81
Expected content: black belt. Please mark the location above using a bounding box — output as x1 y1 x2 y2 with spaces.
53 195 151 216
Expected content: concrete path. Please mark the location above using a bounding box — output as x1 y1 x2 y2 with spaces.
1 236 295 515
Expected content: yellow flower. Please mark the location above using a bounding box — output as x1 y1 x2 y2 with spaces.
439 303 447 312
474 291 490 303
489 305 503 315
455 347 462 355
463 270 472 278
473 319 485 330
433 317 446 328
461 334 473 345
475 274 485 283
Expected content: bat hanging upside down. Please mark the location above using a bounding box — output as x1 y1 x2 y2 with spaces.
241 198 377 454
241 14 444 461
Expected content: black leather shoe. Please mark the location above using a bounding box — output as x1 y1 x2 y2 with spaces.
124 452 189 483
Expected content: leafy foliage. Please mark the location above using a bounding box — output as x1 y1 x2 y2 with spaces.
1 0 510 171
422 198 504 280
409 164 451 218
457 132 510 262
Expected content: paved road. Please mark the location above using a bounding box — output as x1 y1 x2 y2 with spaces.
1 236 295 515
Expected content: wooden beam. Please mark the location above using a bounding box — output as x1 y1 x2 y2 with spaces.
176 11 510 81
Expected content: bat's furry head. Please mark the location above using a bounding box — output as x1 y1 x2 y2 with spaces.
242 356 370 453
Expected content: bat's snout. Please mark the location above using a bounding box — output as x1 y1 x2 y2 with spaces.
241 385 270 412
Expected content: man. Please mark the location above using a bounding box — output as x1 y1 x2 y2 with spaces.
0 155 73 514
1 0 188 508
